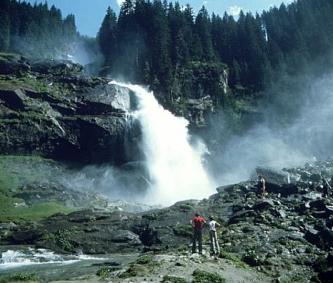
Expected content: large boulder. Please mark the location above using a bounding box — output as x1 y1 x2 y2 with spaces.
0 53 30 75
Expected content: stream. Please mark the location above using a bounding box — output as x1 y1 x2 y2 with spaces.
0 246 138 281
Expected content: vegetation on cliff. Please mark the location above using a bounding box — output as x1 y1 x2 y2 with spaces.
97 0 333 102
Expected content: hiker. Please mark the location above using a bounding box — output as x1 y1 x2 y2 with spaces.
191 213 206 254
257 174 267 197
208 216 221 256
322 178 332 198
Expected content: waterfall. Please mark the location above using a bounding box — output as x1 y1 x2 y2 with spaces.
109 81 215 205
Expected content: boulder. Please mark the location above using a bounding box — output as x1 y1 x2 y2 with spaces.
0 89 28 110
0 54 30 75
252 199 275 211
30 60 83 75
266 183 299 196
110 230 141 245
228 210 256 224
255 167 290 184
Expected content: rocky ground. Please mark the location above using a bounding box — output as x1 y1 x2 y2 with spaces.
1 159 333 282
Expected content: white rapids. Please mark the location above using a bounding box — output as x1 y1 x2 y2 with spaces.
0 248 106 270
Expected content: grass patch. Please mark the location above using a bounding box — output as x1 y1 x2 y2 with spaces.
0 201 75 222
0 75 49 92
192 269 226 283
0 272 40 283
96 266 111 280
136 255 154 265
0 155 77 221
119 264 148 279
0 155 54 191
219 251 248 269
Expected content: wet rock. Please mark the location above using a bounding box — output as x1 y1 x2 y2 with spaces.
0 54 30 75
305 225 333 250
256 167 291 184
310 174 322 183
313 252 333 283
266 183 299 196
228 210 256 224
110 230 141 245
8 228 43 245
0 89 27 110
252 199 275 211
310 200 327 211
31 60 83 75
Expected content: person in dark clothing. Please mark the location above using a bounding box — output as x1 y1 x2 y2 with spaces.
191 213 206 254
322 178 332 198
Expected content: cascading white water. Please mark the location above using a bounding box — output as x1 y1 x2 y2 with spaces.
109 81 215 205
0 249 107 270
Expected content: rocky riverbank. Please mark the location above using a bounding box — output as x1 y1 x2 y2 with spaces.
1 159 333 282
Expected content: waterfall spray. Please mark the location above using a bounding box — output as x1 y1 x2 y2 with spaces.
109 81 215 205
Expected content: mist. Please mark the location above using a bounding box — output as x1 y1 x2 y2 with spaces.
207 70 333 185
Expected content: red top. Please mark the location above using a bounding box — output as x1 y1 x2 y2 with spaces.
192 216 206 231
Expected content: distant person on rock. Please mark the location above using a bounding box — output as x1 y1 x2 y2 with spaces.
208 216 221 257
322 178 332 198
257 175 267 197
191 213 206 254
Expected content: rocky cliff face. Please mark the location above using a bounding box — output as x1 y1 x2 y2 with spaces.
0 54 137 164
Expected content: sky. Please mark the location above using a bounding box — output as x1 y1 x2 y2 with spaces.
27 0 294 37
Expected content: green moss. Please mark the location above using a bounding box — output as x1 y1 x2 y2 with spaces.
219 251 248 269
0 272 40 283
136 255 154 265
0 75 49 92
53 229 78 252
96 266 113 280
119 264 148 278
177 203 194 211
192 269 226 283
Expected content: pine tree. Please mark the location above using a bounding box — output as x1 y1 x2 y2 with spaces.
98 7 118 65
0 0 11 51
194 6 214 61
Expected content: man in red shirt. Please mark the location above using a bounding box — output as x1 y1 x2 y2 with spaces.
191 213 206 254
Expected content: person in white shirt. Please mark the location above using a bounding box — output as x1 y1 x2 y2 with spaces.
208 216 221 256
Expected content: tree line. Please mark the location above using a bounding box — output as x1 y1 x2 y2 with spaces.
98 0 333 101
0 0 77 58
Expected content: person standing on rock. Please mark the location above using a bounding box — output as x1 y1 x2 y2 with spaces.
208 216 221 257
191 213 206 254
257 175 267 198
322 178 332 198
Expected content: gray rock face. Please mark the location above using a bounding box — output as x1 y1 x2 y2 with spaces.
0 59 136 164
